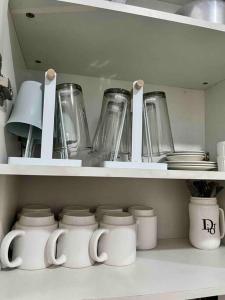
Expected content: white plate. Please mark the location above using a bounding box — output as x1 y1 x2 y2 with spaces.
166 161 216 165
168 165 217 171
167 151 205 156
166 154 205 161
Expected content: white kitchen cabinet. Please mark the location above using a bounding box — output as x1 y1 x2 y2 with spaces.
1 0 225 299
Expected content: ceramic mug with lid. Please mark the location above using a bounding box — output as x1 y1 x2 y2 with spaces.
129 205 157 250
47 211 98 268
90 212 136 266
0 211 57 270
189 197 225 250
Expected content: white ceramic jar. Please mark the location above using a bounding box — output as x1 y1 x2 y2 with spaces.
0 212 57 270
47 211 98 268
90 212 136 266
217 156 225 171
129 205 157 250
217 141 225 171
189 197 225 250
217 141 225 156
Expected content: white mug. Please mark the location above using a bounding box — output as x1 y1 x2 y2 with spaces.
0 212 57 270
96 205 123 221
129 205 157 250
90 212 136 266
189 197 225 250
47 212 98 268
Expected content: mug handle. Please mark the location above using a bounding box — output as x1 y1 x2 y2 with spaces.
89 229 109 263
0 230 25 268
219 208 225 239
47 229 68 265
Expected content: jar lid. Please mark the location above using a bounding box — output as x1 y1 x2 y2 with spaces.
21 204 51 214
143 91 166 99
56 83 82 92
128 205 155 217
62 211 96 226
62 205 90 214
102 212 134 226
104 88 131 97
96 205 123 215
19 211 55 227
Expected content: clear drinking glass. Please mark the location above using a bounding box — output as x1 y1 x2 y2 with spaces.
54 83 91 161
119 92 131 161
92 88 131 163
143 91 174 160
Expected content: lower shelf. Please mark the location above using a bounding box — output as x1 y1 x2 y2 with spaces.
0 164 225 180
1 239 225 300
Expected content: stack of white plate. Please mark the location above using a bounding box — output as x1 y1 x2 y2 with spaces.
166 152 217 171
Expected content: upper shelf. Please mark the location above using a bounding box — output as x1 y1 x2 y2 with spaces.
1 164 225 180
9 0 225 89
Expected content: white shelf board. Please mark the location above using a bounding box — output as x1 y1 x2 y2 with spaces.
1 239 225 300
0 164 225 180
9 0 225 89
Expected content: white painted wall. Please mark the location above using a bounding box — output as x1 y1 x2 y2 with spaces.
18 176 189 239
205 79 225 161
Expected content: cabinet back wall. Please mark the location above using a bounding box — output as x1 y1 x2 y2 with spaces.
18 177 189 240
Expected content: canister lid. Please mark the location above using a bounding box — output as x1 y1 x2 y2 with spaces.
104 88 131 97
102 212 134 226
59 205 90 219
56 83 82 92
19 211 55 227
128 205 155 217
143 91 166 99
96 205 123 221
96 205 123 214
62 205 90 214
62 211 96 226
21 204 51 214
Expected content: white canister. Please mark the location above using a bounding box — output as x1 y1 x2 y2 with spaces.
96 204 123 221
129 205 157 250
90 212 136 266
47 212 98 268
0 212 57 270
217 156 225 171
217 141 225 156
189 197 225 250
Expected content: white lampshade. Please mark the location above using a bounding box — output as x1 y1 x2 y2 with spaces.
6 81 43 139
